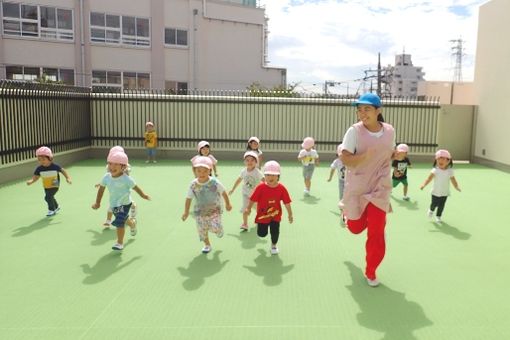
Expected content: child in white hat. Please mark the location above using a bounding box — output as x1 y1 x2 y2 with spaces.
392 143 412 201
298 137 319 196
191 140 218 177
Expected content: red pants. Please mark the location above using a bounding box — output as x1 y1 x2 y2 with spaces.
347 203 386 280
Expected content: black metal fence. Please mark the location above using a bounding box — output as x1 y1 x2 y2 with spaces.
0 81 91 165
1 82 441 166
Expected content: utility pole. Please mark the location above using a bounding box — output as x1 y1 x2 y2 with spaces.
377 53 382 97
450 38 464 82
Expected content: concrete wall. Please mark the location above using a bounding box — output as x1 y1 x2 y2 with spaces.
473 0 510 167
418 81 476 105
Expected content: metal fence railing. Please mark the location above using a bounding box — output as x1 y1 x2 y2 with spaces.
0 81 91 165
1 82 441 166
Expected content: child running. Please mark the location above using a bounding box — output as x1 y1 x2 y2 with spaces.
26 146 72 217
392 143 412 201
182 156 232 253
340 93 395 287
420 149 461 224
247 136 263 166
298 137 319 196
191 140 218 177
92 151 150 250
245 161 293 255
228 151 264 231
99 146 137 228
327 143 346 201
144 121 158 163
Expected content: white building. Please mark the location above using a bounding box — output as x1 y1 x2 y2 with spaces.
383 54 425 98
0 0 286 91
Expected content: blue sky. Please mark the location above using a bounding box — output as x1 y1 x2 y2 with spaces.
260 0 489 94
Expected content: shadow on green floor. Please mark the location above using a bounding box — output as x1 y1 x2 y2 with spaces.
300 194 321 205
391 195 420 211
227 230 266 249
81 243 141 284
429 221 471 240
177 250 229 291
12 218 61 237
344 261 433 340
243 248 295 286
86 228 116 246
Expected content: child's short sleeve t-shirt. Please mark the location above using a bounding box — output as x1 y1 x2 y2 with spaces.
240 168 264 196
392 158 411 179
330 158 346 179
250 183 292 223
34 163 62 189
431 167 454 197
187 177 225 217
101 173 136 208
144 131 158 148
298 149 319 166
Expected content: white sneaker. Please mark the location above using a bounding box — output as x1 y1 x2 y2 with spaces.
112 243 124 250
270 247 279 255
427 210 433 218
435 216 442 224
46 210 56 217
403 196 410 201
54 207 61 213
240 223 248 231
367 278 380 287
202 245 211 253
304 189 310 196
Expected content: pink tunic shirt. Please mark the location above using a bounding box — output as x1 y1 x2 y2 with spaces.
342 122 394 220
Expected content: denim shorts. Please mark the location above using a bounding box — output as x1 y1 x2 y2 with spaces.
111 203 132 227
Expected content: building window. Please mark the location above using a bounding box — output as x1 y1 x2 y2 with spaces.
90 12 149 46
2 2 73 40
165 28 188 46
92 70 150 91
6 65 74 84
165 80 188 94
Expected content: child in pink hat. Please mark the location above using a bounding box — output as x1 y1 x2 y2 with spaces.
246 136 263 166
92 151 150 251
298 137 320 196
182 156 232 253
392 143 412 201
27 146 72 217
191 141 218 177
420 149 461 224
245 161 293 255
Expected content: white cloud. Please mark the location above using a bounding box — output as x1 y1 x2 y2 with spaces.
260 0 488 92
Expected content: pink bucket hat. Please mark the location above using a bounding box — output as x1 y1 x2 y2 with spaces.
197 140 210 152
263 160 281 175
396 144 409 153
36 146 53 159
435 149 451 159
107 151 129 165
108 145 124 156
248 136 260 144
243 151 259 163
192 156 213 169
302 137 315 149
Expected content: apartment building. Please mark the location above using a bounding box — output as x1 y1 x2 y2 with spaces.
383 54 426 98
0 0 286 91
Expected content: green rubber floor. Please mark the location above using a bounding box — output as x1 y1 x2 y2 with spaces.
1 159 509 340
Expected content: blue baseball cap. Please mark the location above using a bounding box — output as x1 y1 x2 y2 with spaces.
352 93 381 108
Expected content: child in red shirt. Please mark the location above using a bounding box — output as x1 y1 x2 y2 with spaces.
245 161 293 255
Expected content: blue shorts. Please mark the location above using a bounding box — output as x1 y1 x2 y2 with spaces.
146 148 157 157
111 203 132 227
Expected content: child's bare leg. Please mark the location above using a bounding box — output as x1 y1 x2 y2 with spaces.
116 227 126 245
403 185 408 197
242 211 249 226
305 178 311 191
103 211 113 226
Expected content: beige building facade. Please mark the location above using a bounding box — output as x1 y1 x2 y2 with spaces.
417 81 476 105
0 0 286 91
472 0 510 169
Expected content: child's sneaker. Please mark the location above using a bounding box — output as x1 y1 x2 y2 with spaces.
130 218 137 236
304 189 310 196
240 223 248 231
435 216 442 224
103 220 112 228
145 160 150 163
46 210 56 217
427 210 433 218
403 196 410 201
270 246 279 255
367 278 380 287
54 207 61 213
202 245 211 253
112 243 124 250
